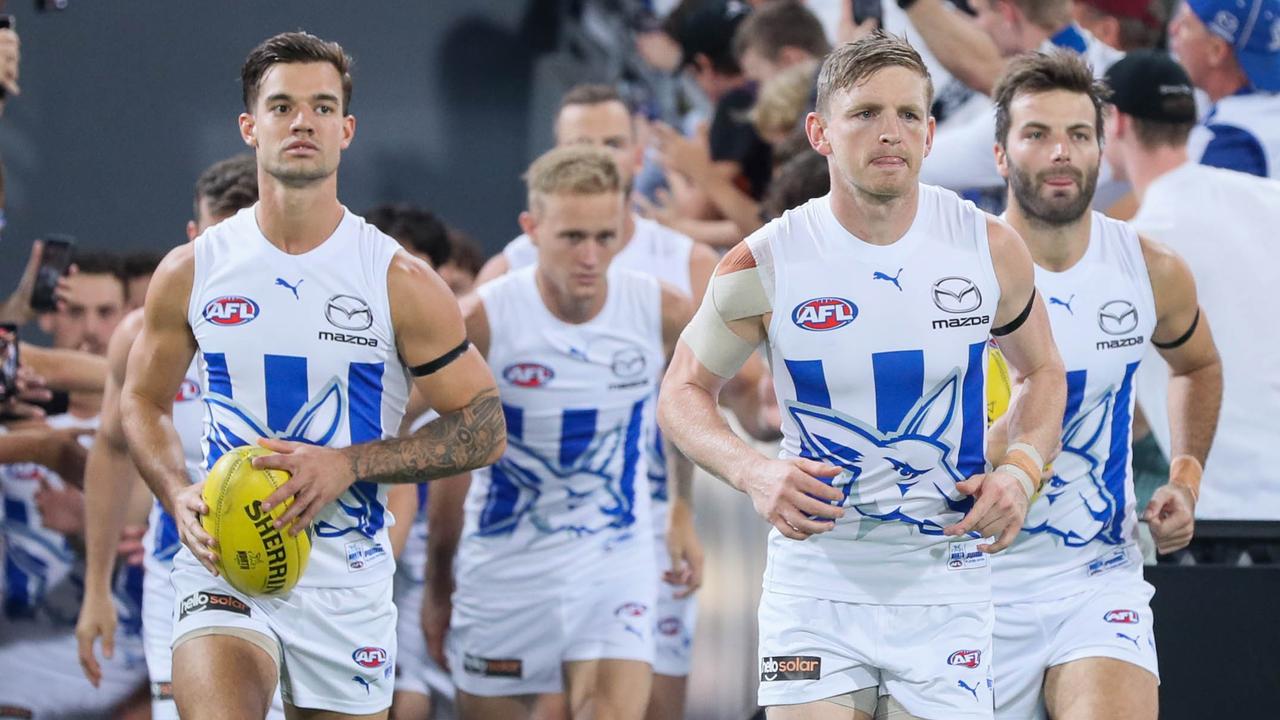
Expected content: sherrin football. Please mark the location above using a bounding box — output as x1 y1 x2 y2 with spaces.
200 445 311 596
986 344 1012 425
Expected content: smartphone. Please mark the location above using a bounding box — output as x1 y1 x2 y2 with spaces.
29 235 76 312
0 323 17 402
852 0 883 27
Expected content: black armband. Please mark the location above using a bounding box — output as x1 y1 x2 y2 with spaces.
1152 308 1200 350
991 289 1036 337
408 339 471 377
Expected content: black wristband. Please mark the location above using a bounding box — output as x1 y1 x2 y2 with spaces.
408 339 471 377
991 289 1036 337
898 0 922 10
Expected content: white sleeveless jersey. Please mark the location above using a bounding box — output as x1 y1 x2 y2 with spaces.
457 266 662 589
992 212 1155 603
187 206 411 588
1 414 142 634
761 187 1000 605
502 214 694 538
142 357 205 577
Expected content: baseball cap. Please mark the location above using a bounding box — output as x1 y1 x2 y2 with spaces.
663 0 752 70
1186 0 1280 92
1078 0 1161 29
1104 50 1199 122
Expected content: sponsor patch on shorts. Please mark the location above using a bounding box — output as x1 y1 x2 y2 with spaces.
0 705 34 719
760 655 821 681
947 540 988 570
1087 548 1130 577
463 654 523 678
345 539 389 572
179 591 251 621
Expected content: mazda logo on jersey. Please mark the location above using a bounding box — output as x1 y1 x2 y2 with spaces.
1097 300 1138 336
931 277 982 314
792 297 857 331
325 294 374 332
611 347 647 378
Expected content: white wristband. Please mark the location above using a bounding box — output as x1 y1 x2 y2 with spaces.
1005 441 1045 472
997 463 1035 499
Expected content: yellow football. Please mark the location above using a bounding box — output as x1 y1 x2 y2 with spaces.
200 445 311 596
987 343 1013 425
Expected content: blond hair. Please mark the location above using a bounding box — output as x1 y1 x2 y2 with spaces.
524 145 622 213
816 32 933 114
750 60 820 141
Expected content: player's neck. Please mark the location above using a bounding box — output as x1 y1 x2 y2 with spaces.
1005 199 1092 272
829 182 919 246
1127 146 1190 205
255 174 345 254
535 269 608 325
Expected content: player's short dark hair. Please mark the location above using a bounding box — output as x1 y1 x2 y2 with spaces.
242 31 353 115
364 203 453 269
122 251 165 281
194 155 259 221
446 229 485 276
69 249 125 282
762 150 829 219
993 51 1110 149
816 32 933 114
1130 118 1195 150
733 0 831 62
560 84 630 112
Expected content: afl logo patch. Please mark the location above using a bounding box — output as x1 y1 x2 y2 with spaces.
503 363 554 388
174 379 201 402
203 296 259 326
792 297 857 331
352 646 388 669
1104 609 1139 624
947 650 982 668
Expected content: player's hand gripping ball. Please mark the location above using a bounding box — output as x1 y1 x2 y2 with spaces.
200 445 311 596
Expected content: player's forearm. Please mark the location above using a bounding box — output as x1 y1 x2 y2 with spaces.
1002 361 1066 465
342 388 506 484
1165 360 1222 467
424 474 469 600
658 382 765 493
120 393 191 515
667 437 696 506
21 343 109 393
904 0 1005 96
81 437 139 594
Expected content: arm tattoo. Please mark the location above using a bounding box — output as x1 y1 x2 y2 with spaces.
344 388 506 484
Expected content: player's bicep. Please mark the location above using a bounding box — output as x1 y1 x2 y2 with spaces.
1144 238 1219 375
985 221 1060 379
680 241 770 379
124 249 196 408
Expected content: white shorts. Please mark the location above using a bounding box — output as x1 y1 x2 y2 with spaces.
653 540 698 678
448 566 656 697
993 576 1160 720
0 617 147 718
144 563 285 720
757 589 994 720
170 555 397 715
392 575 455 699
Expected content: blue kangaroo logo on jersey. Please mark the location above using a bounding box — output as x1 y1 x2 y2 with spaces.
787 371 974 536
478 419 637 538
1049 294 1075 315
873 267 904 291
204 376 384 540
275 277 303 300
1021 390 1120 547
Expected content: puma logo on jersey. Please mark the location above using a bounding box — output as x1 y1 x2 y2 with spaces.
873 267 904 291
275 277 303 300
1049 294 1075 315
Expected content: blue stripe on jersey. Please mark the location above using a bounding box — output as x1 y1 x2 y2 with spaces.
115 564 145 635
478 404 525 536
348 363 385 443
617 400 646 525
1100 362 1139 544
154 503 181 561
958 342 986 477
264 355 309 433
649 424 668 501
417 483 429 511
3 497 30 615
1063 370 1087 426
560 409 598 468
872 350 924 433
784 359 831 408
504 404 524 440
205 352 233 398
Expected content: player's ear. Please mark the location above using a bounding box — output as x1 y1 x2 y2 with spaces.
518 210 538 242
239 112 257 148
994 141 1010 180
806 112 830 156
340 114 356 150
187 220 199 242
